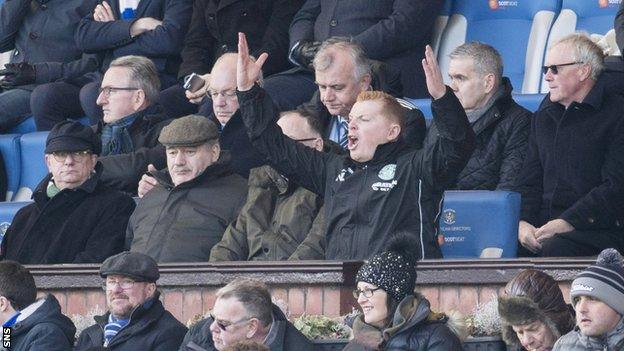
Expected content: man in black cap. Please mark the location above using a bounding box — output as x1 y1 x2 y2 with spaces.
127 115 247 262
0 121 135 264
75 251 187 350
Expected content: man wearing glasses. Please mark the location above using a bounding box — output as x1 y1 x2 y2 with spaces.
0 121 135 264
179 278 314 351
514 33 624 257
75 251 187 350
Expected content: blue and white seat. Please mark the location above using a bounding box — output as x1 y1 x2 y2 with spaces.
14 132 49 201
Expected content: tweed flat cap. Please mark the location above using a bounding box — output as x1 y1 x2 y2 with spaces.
45 120 101 155
158 114 219 147
99 251 159 282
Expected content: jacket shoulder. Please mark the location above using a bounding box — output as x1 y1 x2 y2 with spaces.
552 330 582 350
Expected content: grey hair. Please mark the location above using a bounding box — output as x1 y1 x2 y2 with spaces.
216 278 273 327
313 37 371 81
109 55 160 104
213 52 264 87
449 42 503 84
551 33 605 80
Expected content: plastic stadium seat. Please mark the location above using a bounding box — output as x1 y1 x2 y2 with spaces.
512 93 546 112
0 201 32 246
438 190 521 258
431 0 454 57
0 134 21 201
8 116 92 135
14 132 49 201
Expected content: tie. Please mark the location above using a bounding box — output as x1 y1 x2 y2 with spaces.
339 120 348 149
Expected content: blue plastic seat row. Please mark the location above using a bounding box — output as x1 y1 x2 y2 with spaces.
0 132 50 202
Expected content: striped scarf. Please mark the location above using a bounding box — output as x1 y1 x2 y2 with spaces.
101 114 138 156
103 314 130 346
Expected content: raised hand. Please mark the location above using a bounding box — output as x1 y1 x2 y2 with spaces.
421 45 446 100
237 32 268 92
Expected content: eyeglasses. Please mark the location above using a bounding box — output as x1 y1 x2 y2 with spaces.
50 150 92 163
103 279 136 291
541 62 582 75
352 287 382 299
207 89 237 100
98 86 139 98
209 313 252 331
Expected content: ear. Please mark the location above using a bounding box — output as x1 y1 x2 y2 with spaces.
314 137 324 152
211 143 221 162
387 123 401 141
44 154 53 171
359 74 372 92
246 318 260 338
578 64 592 82
146 283 157 297
134 89 146 108
483 73 496 94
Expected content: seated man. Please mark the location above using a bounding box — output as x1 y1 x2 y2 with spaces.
128 115 247 262
179 278 315 351
423 42 531 190
514 34 624 257
75 251 187 349
95 55 173 194
553 248 624 350
236 34 475 259
0 261 75 350
0 121 135 264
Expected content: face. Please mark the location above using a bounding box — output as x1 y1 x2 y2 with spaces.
277 112 323 151
210 297 255 350
166 143 220 186
210 57 239 126
315 50 371 117
97 67 144 124
356 281 389 328
105 274 155 319
448 57 493 113
543 44 588 108
512 320 558 351
574 295 622 337
347 100 400 162
45 151 97 190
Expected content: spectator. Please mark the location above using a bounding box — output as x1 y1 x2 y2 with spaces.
236 34 475 259
30 0 192 130
552 248 624 350
159 0 304 119
0 121 135 264
223 341 270 351
179 278 315 351
262 0 444 111
128 115 247 262
344 235 462 350
0 0 98 131
514 34 624 257
498 269 575 351
94 56 173 194
423 42 531 190
0 261 75 351
75 251 187 350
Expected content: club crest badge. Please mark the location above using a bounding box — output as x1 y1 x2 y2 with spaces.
443 209 456 225
378 164 396 181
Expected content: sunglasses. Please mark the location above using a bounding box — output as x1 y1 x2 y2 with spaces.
209 313 252 331
541 61 582 75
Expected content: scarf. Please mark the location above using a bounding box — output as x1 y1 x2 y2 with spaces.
103 314 130 347
465 84 506 124
101 114 138 156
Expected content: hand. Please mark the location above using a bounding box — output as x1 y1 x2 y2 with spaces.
93 1 115 22
185 73 210 104
130 17 163 37
137 164 158 198
291 40 321 69
421 45 446 100
237 32 268 92
518 220 541 253
0 62 36 89
535 219 574 243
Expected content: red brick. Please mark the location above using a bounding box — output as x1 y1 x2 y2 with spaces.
202 289 216 312
182 290 204 326
419 287 440 311
48 291 67 313
322 288 341 317
438 286 459 314
458 287 479 315
287 288 305 317
163 290 184 322
559 283 571 304
85 291 107 314
305 287 323 315
66 291 87 316
478 286 499 306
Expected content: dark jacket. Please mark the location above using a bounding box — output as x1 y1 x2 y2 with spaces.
289 0 443 98
97 105 173 194
0 163 135 264
178 0 303 78
178 303 315 351
238 85 475 260
424 78 531 190
75 293 187 351
7 294 75 351
344 294 462 351
513 76 624 230
552 318 624 351
616 0 624 56
127 156 247 262
209 165 325 261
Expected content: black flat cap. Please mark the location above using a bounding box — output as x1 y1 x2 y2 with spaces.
158 114 219 147
45 120 101 155
99 251 159 283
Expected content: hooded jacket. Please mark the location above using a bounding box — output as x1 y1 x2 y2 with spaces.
552 317 624 351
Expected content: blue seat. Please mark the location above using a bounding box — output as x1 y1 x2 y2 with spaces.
512 93 546 112
0 134 21 201
14 132 49 201
439 190 521 258
7 116 92 135
0 201 32 245
431 0 454 56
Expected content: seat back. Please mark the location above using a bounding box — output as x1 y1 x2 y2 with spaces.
0 201 32 246
0 134 21 201
15 132 49 201
431 0 455 56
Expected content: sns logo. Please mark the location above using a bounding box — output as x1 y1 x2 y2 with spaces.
3 327 11 348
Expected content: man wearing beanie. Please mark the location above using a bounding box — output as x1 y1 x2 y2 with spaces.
0 121 135 264
127 115 247 262
553 248 624 350
75 251 187 350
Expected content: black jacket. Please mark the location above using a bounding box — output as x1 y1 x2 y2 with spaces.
178 303 315 351
178 0 303 78
424 78 531 190
75 293 187 351
514 76 624 230
238 85 475 260
0 164 135 264
7 294 75 351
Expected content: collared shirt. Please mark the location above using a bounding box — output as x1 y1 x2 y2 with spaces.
329 116 348 146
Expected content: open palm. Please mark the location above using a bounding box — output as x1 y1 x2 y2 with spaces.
237 32 268 91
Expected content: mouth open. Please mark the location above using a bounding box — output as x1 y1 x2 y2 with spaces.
361 305 372 313
347 135 358 150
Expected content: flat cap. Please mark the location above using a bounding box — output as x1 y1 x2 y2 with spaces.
158 114 219 147
45 120 101 155
99 251 159 283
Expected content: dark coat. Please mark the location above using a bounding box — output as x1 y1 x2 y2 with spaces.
238 85 475 260
289 0 444 98
97 105 173 194
513 76 624 230
127 156 247 262
0 164 136 264
178 303 315 351
424 78 531 190
8 294 75 351
75 293 187 351
178 0 303 78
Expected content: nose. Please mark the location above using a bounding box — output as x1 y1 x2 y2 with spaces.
209 320 220 334
544 69 554 82
214 93 227 106
63 154 76 165
519 333 532 347
323 88 335 102
449 79 458 92
173 152 186 166
96 90 107 106
357 292 367 305
576 298 588 313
